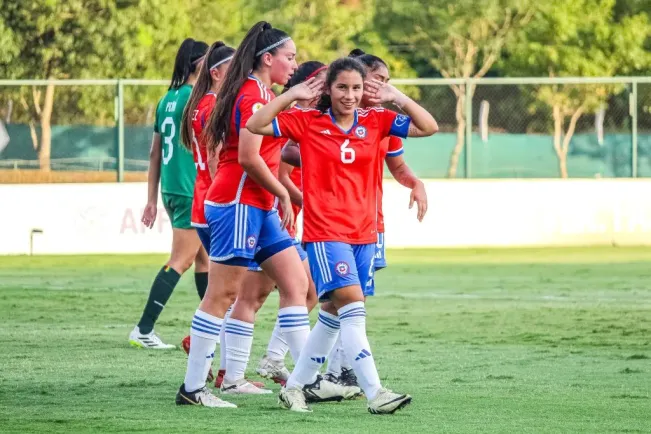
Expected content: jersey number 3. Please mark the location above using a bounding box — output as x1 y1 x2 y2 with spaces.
161 117 175 165
340 139 355 164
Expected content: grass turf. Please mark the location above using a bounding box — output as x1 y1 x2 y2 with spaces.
0 247 650 433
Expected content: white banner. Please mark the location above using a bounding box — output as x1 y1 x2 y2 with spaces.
1 180 651 255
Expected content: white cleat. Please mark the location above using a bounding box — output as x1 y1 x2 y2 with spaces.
256 355 290 385
302 375 345 403
220 379 273 395
367 388 412 414
176 385 237 408
279 386 312 413
128 326 175 349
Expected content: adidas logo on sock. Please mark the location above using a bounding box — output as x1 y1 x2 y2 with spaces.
310 356 326 364
355 349 372 361
206 352 214 359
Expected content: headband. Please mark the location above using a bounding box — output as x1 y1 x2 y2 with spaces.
256 37 292 57
210 55 233 70
306 65 328 80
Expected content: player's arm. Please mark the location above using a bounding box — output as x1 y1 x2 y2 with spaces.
281 140 301 168
208 143 221 179
246 77 323 136
142 132 162 229
386 155 427 221
364 79 439 137
278 161 302 207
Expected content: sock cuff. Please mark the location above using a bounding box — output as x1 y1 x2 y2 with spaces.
337 301 366 320
194 271 208 276
194 309 221 325
224 318 254 337
278 306 309 316
318 310 340 329
191 310 222 339
161 265 181 280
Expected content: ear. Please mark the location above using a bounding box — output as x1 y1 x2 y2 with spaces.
210 68 220 82
261 52 274 68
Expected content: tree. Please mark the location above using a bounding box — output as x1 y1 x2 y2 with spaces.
374 0 533 177
502 0 651 177
0 0 191 170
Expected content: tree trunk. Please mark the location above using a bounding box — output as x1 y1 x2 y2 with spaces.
558 155 568 179
551 104 567 178
447 88 466 178
38 83 55 172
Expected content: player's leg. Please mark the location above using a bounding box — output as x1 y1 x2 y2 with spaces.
258 242 313 385
219 267 274 394
131 194 199 349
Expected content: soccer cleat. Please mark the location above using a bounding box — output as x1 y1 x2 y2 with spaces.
220 378 273 395
128 326 175 349
215 370 266 389
181 336 215 383
175 384 237 408
339 368 363 399
302 375 345 403
279 386 312 413
367 388 412 415
256 355 290 386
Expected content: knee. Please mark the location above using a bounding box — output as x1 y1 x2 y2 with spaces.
306 281 318 311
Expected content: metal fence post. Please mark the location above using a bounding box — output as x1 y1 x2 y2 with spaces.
631 80 638 178
117 80 125 182
464 79 473 178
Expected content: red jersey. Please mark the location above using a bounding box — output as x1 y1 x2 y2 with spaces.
272 107 411 244
190 92 216 227
205 75 280 210
377 136 404 233
278 166 303 238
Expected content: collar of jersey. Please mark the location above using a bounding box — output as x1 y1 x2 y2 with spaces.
327 108 358 134
248 74 267 87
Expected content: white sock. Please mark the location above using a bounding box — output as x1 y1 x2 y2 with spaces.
286 310 340 389
340 345 352 370
266 318 289 362
223 317 254 384
278 306 310 362
184 309 221 392
338 301 381 400
325 335 343 376
219 305 233 370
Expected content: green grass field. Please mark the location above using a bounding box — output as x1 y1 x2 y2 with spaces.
1 248 650 433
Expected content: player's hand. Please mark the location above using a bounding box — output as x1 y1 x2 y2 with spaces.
141 202 157 229
279 193 295 232
288 77 323 102
363 79 403 105
409 181 428 222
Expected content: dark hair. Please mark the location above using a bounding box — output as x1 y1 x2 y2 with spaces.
348 48 387 73
169 38 209 90
181 41 235 149
205 21 291 152
282 61 326 93
315 57 366 113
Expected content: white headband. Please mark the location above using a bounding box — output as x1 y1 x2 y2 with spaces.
210 55 233 70
255 37 291 57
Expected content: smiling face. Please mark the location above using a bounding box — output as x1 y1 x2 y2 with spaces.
328 69 364 117
264 40 298 86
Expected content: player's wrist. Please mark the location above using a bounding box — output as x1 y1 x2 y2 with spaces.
393 91 409 109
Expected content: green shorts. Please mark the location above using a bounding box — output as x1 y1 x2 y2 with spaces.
162 193 193 229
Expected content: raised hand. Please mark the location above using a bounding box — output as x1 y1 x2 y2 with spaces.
288 77 324 102
363 79 403 105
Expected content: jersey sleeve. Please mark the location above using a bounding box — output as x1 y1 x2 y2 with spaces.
236 94 269 132
386 136 404 158
153 98 162 133
271 110 311 142
379 109 411 139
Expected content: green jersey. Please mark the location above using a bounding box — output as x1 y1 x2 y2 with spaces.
153 84 196 197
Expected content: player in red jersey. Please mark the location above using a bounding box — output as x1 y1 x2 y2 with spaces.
247 57 438 413
176 21 326 408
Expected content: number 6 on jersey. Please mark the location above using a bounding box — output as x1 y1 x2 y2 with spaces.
340 139 355 164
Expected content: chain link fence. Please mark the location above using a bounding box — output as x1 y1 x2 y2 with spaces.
0 78 649 182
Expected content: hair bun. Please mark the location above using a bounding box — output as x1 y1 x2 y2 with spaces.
349 48 366 57
214 41 225 49
262 22 272 31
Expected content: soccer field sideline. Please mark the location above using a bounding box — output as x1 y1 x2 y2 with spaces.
1 247 650 433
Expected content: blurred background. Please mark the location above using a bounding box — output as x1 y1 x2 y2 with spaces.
0 0 649 182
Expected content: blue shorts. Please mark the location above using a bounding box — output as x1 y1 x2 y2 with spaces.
205 203 294 267
306 242 375 301
195 226 211 253
374 232 387 270
248 239 307 272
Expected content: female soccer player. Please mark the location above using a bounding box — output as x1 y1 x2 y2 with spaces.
176 21 322 407
129 38 209 350
246 57 438 414
323 49 428 387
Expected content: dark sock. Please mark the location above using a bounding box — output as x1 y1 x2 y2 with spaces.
137 265 181 334
194 272 208 300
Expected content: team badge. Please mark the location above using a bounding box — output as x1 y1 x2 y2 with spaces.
335 261 350 276
252 102 263 113
354 126 367 138
394 114 409 127
247 235 257 249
